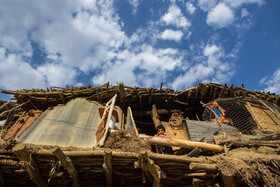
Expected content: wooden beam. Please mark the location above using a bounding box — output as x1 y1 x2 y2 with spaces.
189 162 217 172
102 148 113 187
119 83 125 108
52 146 80 187
13 143 46 187
148 136 224 153
152 105 161 127
59 93 66 104
0 166 5 187
140 151 166 187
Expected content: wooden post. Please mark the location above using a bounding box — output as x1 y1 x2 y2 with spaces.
13 143 46 187
59 93 66 104
140 151 166 187
152 105 161 127
119 83 125 109
103 148 113 187
0 166 5 187
52 146 80 187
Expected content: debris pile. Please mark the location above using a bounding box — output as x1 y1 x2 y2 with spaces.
0 82 279 186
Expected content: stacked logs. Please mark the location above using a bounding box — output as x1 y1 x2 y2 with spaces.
0 144 220 186
1 83 280 111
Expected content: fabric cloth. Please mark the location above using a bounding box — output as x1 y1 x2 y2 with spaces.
154 134 171 154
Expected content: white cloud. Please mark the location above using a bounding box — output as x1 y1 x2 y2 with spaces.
241 8 249 18
37 63 77 87
160 29 183 42
206 3 234 28
172 44 235 90
92 45 183 87
0 48 46 90
198 0 217 12
162 4 191 29
223 0 264 8
259 69 280 94
186 2 196 15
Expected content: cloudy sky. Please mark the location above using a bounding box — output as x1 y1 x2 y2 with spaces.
0 0 279 100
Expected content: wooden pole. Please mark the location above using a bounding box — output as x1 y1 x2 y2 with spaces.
52 146 80 187
0 166 5 187
13 143 46 187
102 148 113 187
148 136 224 153
152 105 161 127
189 162 217 172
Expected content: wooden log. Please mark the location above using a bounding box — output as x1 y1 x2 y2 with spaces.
52 146 80 187
13 143 46 187
119 83 125 108
148 136 224 152
0 166 5 187
184 172 210 177
152 105 161 127
189 162 217 172
218 84 227 98
0 101 11 111
140 151 166 186
213 88 218 99
59 93 66 104
34 149 203 163
0 159 22 166
102 148 112 187
133 109 182 117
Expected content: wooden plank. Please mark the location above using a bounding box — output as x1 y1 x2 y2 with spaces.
222 173 236 187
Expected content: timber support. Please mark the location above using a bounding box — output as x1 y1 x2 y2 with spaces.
52 146 80 187
13 143 46 187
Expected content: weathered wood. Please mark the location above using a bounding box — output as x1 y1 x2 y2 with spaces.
259 99 280 120
184 172 210 177
0 101 29 118
152 105 161 127
127 107 139 135
0 166 5 187
59 93 66 104
119 82 125 108
52 146 80 187
133 109 182 117
140 151 166 186
189 162 217 172
148 136 224 152
103 148 112 187
246 102 265 131
13 143 46 187
222 172 236 187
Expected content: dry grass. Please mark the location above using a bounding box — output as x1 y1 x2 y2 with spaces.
104 130 150 152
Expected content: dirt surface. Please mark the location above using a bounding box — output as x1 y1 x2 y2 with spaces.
204 146 280 187
104 130 150 152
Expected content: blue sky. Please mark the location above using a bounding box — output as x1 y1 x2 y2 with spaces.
0 0 280 101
